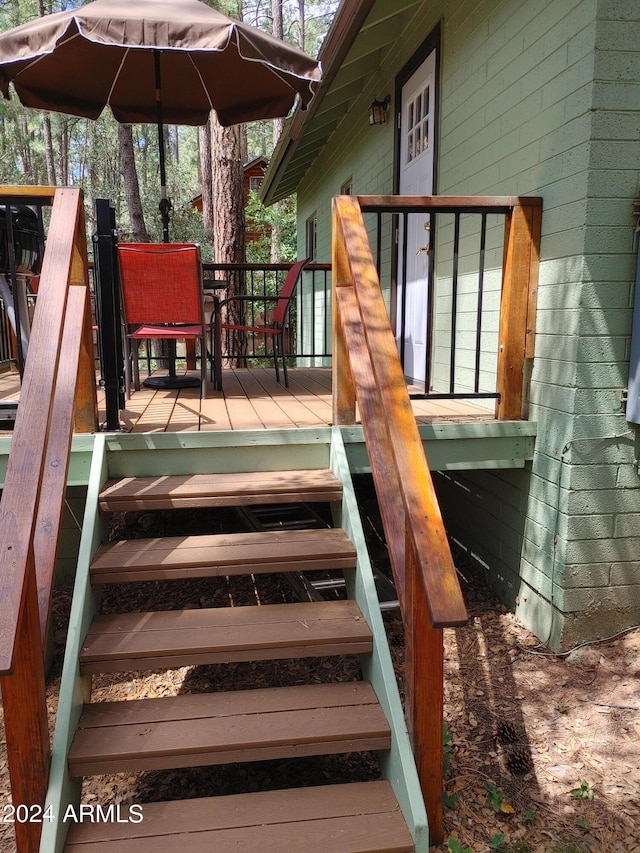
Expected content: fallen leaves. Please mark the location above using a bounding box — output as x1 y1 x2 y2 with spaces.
435 543 640 853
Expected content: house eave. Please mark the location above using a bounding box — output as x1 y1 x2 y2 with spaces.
260 0 378 205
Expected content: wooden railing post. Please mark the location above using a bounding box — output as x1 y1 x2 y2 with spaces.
405 533 445 846
0 561 49 853
74 285 99 433
496 201 541 420
332 198 356 425
70 200 98 433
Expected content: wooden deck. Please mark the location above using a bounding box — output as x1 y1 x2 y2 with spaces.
116 368 498 432
0 365 539 480
0 366 495 433
2 366 496 433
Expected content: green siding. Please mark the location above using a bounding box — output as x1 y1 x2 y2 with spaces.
296 0 640 649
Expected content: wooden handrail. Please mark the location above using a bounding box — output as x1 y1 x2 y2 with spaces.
0 186 57 202
204 262 332 271
357 193 542 211
332 193 540 844
0 186 97 853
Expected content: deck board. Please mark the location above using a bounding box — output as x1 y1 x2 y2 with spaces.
248 369 332 427
67 681 390 775
90 528 357 584
121 368 494 432
232 369 301 428
165 385 201 432
98 469 344 511
199 385 233 430
220 368 270 430
80 599 372 672
63 781 414 853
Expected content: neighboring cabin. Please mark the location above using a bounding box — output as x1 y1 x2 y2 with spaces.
261 0 640 651
193 155 269 247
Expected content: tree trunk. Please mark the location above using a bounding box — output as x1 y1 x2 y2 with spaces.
18 115 33 182
58 120 69 185
198 120 213 233
42 114 56 186
298 0 305 51
270 0 284 263
171 125 179 164
85 121 98 234
118 123 149 242
211 111 246 365
272 0 283 50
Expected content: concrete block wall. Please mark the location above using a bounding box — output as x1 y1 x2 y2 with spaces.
435 0 640 649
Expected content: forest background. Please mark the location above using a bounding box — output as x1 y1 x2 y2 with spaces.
0 0 338 264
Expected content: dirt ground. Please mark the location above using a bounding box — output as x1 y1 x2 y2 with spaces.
432 552 640 853
1 484 639 853
357 479 640 853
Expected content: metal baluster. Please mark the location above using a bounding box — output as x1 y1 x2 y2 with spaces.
450 213 460 393
474 213 487 393
4 205 25 377
303 265 310 362
324 268 329 359
399 211 409 370
425 212 435 392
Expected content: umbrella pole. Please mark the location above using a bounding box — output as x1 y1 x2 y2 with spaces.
154 50 172 244
154 50 177 382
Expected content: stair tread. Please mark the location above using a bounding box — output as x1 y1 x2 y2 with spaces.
68 682 390 776
99 469 343 511
90 527 356 583
63 781 414 852
80 599 373 672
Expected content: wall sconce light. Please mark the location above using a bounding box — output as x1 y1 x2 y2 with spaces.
369 94 390 125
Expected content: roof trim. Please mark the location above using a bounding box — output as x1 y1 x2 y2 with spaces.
244 154 269 170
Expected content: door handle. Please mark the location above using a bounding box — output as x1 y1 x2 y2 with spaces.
416 220 430 255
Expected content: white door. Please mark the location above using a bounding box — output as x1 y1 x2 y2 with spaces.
397 50 436 387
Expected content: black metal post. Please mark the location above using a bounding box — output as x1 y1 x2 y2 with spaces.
3 204 26 377
449 213 461 393
93 199 123 430
154 50 172 244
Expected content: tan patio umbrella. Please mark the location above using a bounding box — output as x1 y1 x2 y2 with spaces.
0 0 321 238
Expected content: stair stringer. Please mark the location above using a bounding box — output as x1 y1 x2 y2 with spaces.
330 426 430 853
40 434 109 853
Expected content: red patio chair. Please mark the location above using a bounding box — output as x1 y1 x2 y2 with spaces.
212 258 308 390
117 243 207 397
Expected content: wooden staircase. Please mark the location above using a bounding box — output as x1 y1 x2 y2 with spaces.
43 431 428 852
